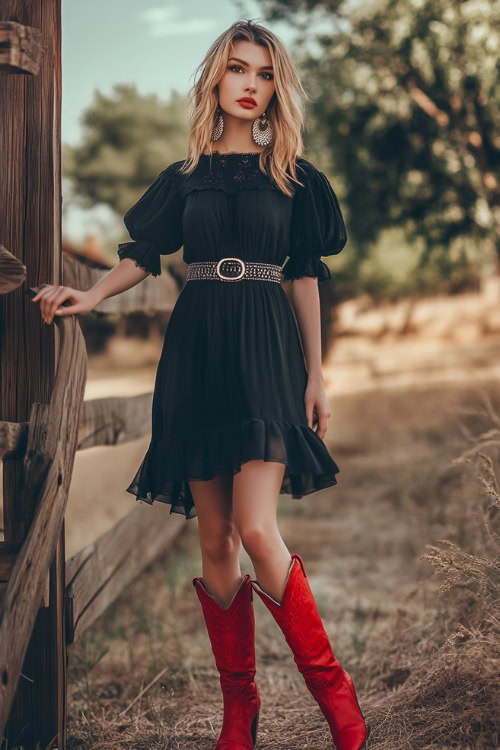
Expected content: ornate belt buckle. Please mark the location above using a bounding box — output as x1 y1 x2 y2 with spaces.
216 257 246 281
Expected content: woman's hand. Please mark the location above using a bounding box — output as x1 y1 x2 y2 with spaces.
31 285 99 324
304 376 331 441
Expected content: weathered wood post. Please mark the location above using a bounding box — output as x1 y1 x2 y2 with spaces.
0 2 65 748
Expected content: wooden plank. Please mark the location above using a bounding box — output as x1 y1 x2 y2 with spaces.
0 315 87 742
62 254 180 314
0 0 60 540
0 543 21 581
0 419 27 458
0 1 66 744
0 21 45 75
77 392 152 450
0 391 154 457
65 503 187 644
0 528 50 613
0 245 26 293
0 545 48 611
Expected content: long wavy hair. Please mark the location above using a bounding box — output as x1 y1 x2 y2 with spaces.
180 19 309 197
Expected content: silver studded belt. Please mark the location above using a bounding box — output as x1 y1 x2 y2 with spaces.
186 257 283 283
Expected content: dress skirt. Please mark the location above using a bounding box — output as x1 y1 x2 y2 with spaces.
124 277 339 519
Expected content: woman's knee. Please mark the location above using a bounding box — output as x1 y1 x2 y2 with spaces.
238 524 277 559
200 522 239 564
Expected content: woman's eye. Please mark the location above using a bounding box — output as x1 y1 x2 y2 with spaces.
229 65 273 80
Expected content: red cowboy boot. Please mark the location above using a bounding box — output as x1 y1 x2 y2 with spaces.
193 572 261 749
251 554 370 750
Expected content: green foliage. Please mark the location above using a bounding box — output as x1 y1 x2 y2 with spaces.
326 226 485 302
64 83 189 217
259 0 499 269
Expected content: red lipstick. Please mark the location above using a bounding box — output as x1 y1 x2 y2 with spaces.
237 97 257 108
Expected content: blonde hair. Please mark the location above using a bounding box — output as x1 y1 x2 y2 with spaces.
180 19 309 197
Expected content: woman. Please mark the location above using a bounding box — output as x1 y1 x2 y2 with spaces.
32 19 370 750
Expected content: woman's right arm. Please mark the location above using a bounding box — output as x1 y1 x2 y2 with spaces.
33 163 185 325
31 257 150 325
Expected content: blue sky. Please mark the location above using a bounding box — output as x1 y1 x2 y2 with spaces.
62 0 299 240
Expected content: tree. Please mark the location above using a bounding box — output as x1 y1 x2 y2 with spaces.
259 0 499 264
64 83 188 217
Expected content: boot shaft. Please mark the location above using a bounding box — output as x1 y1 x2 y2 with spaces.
193 573 257 680
250 554 370 750
193 572 260 749
251 554 344 683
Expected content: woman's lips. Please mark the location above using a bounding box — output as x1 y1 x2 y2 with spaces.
237 99 257 109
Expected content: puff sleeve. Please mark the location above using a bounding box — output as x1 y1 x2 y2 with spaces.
117 163 184 277
282 163 347 282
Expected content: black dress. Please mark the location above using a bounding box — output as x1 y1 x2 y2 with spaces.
117 151 347 520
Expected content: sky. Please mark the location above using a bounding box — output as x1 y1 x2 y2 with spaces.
61 0 299 241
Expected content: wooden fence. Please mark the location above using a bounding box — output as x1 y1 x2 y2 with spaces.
0 253 187 750
0 9 187 748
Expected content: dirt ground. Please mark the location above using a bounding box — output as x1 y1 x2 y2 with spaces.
6 281 500 748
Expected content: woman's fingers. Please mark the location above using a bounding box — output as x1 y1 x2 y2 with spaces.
47 289 74 321
42 290 64 323
54 303 82 316
316 409 328 440
42 289 63 321
31 285 80 323
305 397 315 430
305 398 330 440
34 287 57 322
31 286 54 319
305 383 331 441
31 284 52 302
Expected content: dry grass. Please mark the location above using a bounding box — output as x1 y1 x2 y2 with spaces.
63 379 500 750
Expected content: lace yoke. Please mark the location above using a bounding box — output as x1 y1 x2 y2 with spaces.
179 152 285 197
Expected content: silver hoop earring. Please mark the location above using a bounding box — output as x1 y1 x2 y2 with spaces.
252 110 273 146
212 107 224 141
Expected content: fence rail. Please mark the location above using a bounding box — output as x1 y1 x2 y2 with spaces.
0 315 87 732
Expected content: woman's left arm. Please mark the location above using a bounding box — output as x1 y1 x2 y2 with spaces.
289 277 330 441
283 161 348 440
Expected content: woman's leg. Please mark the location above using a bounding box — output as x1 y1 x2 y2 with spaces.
231 459 292 601
190 473 261 748
188 473 242 607
232 460 370 750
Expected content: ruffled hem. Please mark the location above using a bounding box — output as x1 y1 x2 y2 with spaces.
124 417 340 520
117 240 161 277
282 255 332 282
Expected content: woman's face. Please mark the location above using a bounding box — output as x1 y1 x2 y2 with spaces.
217 40 275 121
